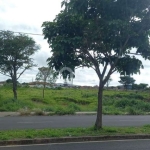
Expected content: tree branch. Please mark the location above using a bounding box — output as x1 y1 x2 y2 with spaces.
101 62 108 78
0 71 11 77
17 67 28 80
84 50 102 79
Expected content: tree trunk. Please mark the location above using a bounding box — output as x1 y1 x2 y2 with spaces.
12 76 17 99
42 88 45 98
43 83 46 98
95 82 104 129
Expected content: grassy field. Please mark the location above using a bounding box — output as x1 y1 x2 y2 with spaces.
0 86 150 115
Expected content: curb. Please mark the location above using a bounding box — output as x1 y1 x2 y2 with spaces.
75 112 97 115
0 135 150 146
0 112 97 117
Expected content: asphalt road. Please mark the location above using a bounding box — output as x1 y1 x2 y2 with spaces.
0 115 150 130
1 139 150 150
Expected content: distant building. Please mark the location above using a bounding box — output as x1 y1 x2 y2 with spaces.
28 82 53 88
0 81 6 86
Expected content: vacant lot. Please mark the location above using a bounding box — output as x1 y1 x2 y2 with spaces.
0 86 150 115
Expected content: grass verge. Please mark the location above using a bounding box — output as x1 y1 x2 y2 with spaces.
0 125 150 141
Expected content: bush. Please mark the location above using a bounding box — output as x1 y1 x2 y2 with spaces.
68 103 81 111
54 107 75 115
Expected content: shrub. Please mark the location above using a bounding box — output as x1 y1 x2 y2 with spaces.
54 107 75 115
68 103 81 111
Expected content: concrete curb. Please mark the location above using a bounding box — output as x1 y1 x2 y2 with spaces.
0 112 97 117
75 112 97 115
0 135 150 146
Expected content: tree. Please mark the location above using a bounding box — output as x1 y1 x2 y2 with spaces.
118 76 135 90
42 0 150 128
36 67 57 98
132 83 148 90
105 77 112 89
6 79 13 84
6 79 19 84
0 31 40 99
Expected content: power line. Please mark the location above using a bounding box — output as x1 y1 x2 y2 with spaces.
0 31 145 56
0 30 43 36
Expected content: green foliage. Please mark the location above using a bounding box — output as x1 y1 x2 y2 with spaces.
118 76 135 89
42 0 150 127
133 83 148 90
42 0 150 80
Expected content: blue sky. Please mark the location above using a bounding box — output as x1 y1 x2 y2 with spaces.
0 0 149 86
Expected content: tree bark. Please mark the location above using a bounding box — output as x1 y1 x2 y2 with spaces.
42 88 45 98
11 66 18 99
43 82 46 98
12 76 17 99
95 81 104 129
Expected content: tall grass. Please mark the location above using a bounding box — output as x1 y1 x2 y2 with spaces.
0 86 150 115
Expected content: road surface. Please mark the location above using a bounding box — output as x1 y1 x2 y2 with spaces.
0 139 150 150
0 115 150 130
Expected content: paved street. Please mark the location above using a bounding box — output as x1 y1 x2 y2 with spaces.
0 139 150 150
0 115 150 130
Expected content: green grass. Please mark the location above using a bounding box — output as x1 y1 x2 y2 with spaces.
0 125 150 140
0 86 150 115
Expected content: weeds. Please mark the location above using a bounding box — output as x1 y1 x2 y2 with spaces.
0 87 150 115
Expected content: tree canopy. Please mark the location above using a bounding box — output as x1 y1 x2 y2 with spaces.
132 83 148 90
42 0 150 128
36 67 57 84
119 76 135 89
0 31 40 99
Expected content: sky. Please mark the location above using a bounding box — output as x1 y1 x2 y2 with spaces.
0 0 150 86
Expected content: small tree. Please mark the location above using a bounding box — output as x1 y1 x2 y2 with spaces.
119 76 135 90
105 77 112 89
36 67 57 98
0 31 40 99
